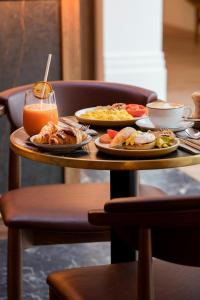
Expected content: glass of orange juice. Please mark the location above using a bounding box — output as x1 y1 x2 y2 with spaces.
23 88 58 136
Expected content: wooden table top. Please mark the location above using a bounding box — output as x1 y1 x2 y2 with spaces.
10 127 200 171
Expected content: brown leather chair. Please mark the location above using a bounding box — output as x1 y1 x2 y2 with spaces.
0 80 165 300
47 194 200 300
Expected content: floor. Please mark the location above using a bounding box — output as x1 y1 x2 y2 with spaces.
164 25 200 181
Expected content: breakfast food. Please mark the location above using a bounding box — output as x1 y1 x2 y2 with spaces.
110 127 137 147
110 127 156 150
80 106 134 121
125 104 146 117
78 103 146 121
124 132 156 150
32 122 88 145
99 129 118 144
32 121 57 144
99 127 176 150
154 129 176 148
111 103 126 109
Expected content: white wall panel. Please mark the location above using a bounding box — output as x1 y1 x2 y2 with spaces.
102 0 167 99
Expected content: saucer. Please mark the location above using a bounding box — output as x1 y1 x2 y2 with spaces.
30 135 92 153
135 118 194 132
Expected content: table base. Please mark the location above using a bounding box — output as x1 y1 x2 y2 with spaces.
110 170 138 263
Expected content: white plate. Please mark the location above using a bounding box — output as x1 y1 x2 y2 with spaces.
30 135 92 153
75 107 147 127
95 137 179 158
135 117 194 132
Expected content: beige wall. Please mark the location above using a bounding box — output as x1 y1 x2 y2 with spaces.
164 0 195 31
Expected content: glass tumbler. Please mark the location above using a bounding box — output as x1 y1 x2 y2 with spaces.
23 89 58 136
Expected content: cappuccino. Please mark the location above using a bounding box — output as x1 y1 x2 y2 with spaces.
147 101 191 128
147 101 183 109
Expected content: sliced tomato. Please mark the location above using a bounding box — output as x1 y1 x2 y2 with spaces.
107 129 118 138
126 104 139 109
99 134 112 144
125 104 146 117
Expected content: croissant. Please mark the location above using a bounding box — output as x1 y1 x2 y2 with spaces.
49 126 87 145
33 122 88 145
33 122 58 144
49 129 77 145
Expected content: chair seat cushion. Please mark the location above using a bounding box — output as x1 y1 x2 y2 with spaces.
0 183 165 231
47 259 200 300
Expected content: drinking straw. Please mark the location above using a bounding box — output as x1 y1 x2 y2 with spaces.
41 54 52 107
44 53 52 82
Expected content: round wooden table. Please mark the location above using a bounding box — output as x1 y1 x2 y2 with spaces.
10 128 200 170
10 127 200 263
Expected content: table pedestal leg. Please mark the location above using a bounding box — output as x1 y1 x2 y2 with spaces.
110 170 138 263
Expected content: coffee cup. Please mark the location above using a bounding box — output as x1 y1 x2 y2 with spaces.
146 101 192 128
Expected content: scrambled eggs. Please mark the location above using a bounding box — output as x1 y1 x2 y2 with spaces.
80 107 133 121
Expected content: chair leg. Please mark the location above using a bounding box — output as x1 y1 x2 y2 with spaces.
138 228 154 300
7 228 23 300
9 148 21 190
49 288 60 300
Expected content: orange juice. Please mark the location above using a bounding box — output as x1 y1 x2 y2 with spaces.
23 103 58 136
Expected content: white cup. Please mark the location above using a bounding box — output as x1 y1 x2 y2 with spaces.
146 101 192 128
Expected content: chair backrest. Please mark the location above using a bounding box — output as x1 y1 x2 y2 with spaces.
89 195 200 300
89 194 200 266
0 80 157 129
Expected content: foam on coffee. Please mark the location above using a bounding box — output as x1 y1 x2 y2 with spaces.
147 101 183 109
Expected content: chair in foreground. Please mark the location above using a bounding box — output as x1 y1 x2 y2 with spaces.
0 80 165 300
47 194 200 300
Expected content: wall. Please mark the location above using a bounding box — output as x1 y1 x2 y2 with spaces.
164 0 195 32
102 0 167 99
